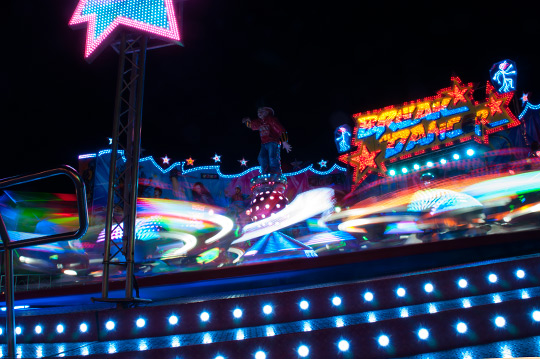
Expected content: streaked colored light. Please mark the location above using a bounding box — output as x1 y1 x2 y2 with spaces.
169 315 179 325
456 322 468 333
263 305 273 315
418 328 429 340
233 308 243 319
136 318 146 328
424 283 434 293
79 323 88 333
495 316 506 327
105 320 115 331
378 335 390 346
396 287 406 297
56 324 64 334
516 269 525 279
364 292 374 301
332 296 342 306
458 278 468 288
299 300 309 310
298 345 309 357
35 325 42 334
338 339 350 352
488 273 498 283
200 312 210 322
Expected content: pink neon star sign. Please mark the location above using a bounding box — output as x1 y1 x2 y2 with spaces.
70 0 181 59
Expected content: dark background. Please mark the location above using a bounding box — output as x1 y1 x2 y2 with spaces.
4 0 540 179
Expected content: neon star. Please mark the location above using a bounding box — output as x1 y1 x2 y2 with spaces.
238 158 248 167
70 0 181 58
448 84 468 105
521 92 529 105
212 154 221 163
486 97 503 115
318 159 327 168
162 155 170 165
339 145 383 184
186 157 195 166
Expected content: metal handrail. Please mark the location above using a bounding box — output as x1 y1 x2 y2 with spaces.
0 165 89 358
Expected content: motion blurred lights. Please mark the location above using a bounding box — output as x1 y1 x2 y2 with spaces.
427 161 434 168
516 269 525 279
467 149 475 156
255 350 267 359
332 296 342 306
364 291 374 302
136 318 146 328
396 287 406 297
79 323 88 333
458 278 468 288
456 322 468 334
495 316 506 328
338 339 350 352
389 169 396 176
35 325 42 334
532 310 540 322
298 345 309 357
424 283 434 293
169 315 179 325
200 312 210 322
299 300 309 310
453 153 460 160
263 305 273 315
418 328 429 340
105 320 115 331
56 324 64 334
378 335 390 347
488 273 498 283
233 308 243 319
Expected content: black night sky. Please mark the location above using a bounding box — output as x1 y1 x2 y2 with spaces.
4 1 540 179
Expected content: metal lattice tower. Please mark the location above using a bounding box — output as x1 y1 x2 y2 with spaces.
98 32 150 303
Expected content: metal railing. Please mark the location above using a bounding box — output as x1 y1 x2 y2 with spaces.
0 165 88 358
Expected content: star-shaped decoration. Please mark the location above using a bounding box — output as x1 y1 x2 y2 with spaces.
318 159 327 168
448 84 468 105
486 96 503 115
186 157 195 166
238 158 248 167
521 92 529 105
212 154 221 163
162 155 170 165
339 145 384 184
69 0 181 59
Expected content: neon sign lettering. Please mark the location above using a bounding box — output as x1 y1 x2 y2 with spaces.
339 77 519 188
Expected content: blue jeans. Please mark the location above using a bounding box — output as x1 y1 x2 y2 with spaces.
258 142 281 174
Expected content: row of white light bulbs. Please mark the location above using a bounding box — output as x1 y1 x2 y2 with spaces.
388 148 476 176
0 269 528 336
213 309 540 359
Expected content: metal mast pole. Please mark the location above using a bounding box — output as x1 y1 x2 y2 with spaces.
97 32 150 304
